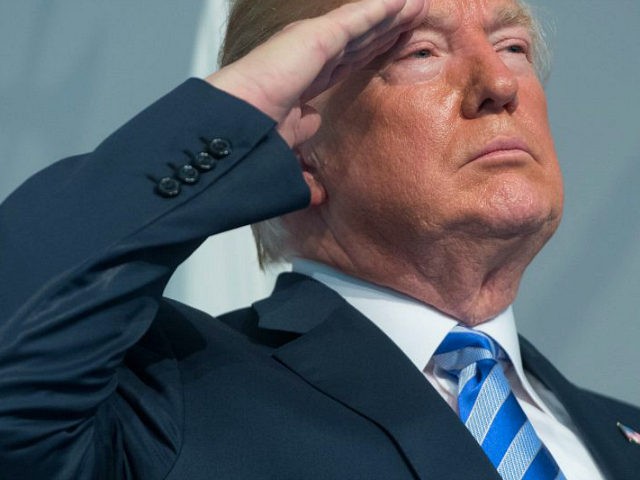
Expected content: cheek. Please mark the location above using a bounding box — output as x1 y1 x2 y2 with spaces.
392 89 460 160
519 82 554 146
313 83 465 217
521 85 563 191
334 84 460 171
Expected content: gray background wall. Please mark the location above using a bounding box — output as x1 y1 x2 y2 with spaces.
515 0 640 405
1 1 638 405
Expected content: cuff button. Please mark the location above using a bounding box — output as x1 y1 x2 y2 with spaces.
208 138 232 159
193 152 216 171
156 177 181 198
177 164 200 184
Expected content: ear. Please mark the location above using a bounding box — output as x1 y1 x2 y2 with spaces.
296 148 327 207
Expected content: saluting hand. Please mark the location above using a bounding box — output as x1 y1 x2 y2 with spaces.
206 0 429 148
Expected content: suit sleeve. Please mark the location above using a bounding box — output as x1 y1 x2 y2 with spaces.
0 78 310 479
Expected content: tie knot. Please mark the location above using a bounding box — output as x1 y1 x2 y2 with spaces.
432 326 503 375
432 326 565 479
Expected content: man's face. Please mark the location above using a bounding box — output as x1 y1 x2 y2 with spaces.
305 0 563 258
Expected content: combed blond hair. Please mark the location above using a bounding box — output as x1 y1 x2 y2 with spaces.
219 0 552 267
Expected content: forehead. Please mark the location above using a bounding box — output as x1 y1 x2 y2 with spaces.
421 0 532 32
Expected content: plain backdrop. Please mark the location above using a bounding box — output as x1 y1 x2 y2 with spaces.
1 1 638 405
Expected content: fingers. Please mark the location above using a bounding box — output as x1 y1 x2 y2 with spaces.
341 0 428 54
207 0 429 148
300 0 428 101
317 0 427 62
301 34 400 102
323 0 407 46
277 104 322 148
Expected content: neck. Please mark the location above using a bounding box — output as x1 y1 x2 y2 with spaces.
286 217 552 325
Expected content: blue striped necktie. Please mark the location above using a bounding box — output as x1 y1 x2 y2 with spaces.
432 326 565 480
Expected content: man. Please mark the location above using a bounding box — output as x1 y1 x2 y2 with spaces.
0 0 638 478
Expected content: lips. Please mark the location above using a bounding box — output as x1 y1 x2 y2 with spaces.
468 137 532 165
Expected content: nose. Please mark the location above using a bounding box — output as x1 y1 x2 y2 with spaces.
461 47 519 118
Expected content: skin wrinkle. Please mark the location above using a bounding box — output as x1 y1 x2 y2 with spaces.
282 0 563 324
244 0 549 265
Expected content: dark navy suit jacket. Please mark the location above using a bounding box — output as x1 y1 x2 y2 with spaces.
1 79 639 479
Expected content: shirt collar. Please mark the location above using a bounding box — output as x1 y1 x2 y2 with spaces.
292 258 551 413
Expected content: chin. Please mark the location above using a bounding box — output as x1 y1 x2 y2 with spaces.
485 204 557 239
466 174 562 240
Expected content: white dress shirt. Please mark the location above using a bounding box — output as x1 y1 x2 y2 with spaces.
293 259 605 480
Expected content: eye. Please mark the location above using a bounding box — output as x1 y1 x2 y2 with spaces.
410 48 434 59
504 44 527 55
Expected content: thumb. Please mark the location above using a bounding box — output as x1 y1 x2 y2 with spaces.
277 104 322 148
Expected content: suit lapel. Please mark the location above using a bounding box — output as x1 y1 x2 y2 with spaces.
520 337 640 480
254 273 500 480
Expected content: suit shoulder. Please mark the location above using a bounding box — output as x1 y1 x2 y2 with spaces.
579 387 640 418
151 297 296 359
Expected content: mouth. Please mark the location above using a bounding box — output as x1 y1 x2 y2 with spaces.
467 137 533 166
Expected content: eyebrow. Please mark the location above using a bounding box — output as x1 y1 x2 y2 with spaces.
486 5 533 32
418 12 457 33
415 4 534 34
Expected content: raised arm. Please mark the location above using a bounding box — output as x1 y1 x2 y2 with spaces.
0 1 427 478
